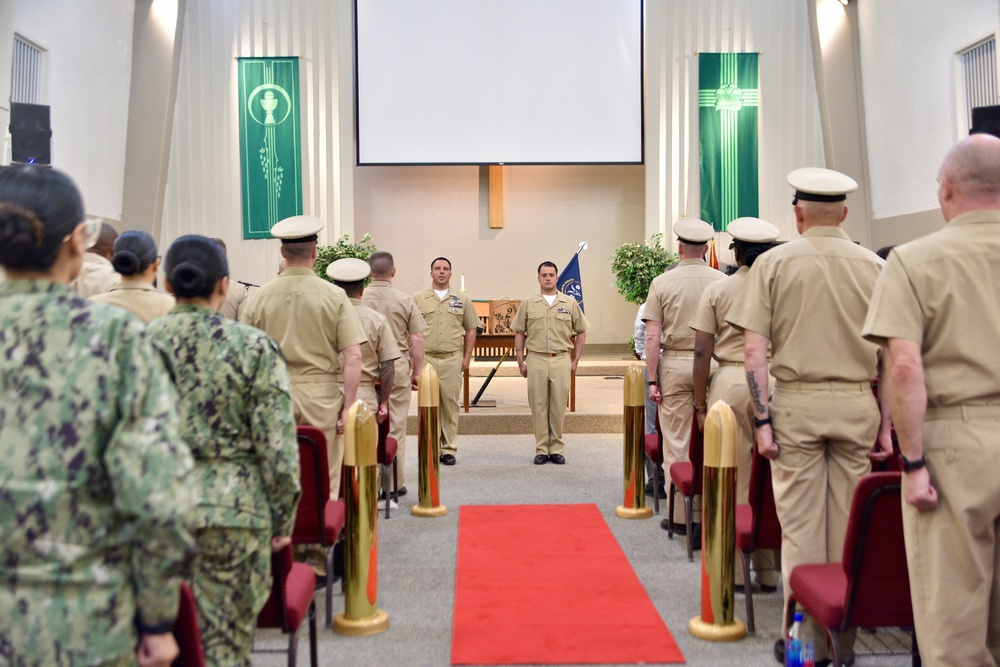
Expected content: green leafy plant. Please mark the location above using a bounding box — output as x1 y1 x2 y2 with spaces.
609 233 678 305
315 233 378 285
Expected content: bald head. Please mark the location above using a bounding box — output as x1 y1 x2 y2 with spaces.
90 222 118 260
796 199 847 226
939 134 1000 218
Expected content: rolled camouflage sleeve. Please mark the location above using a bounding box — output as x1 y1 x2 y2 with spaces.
105 332 196 631
250 337 301 538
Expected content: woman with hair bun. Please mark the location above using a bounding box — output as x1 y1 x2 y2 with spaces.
91 229 175 322
147 234 301 665
0 165 195 667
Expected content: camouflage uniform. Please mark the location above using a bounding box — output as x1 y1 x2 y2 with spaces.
148 304 301 666
0 280 195 666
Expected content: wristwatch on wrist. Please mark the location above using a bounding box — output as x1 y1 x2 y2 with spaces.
753 415 772 428
647 380 658 386
899 454 927 472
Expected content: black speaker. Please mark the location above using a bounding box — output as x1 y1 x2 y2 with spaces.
10 102 51 165
971 105 1000 139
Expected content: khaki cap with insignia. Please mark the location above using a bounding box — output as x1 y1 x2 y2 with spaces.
270 215 324 243
787 167 858 203
728 217 779 243
673 218 715 244
326 257 371 282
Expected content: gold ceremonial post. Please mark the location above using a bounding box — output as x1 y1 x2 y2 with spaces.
412 363 447 517
617 364 653 519
689 399 747 642
333 400 389 636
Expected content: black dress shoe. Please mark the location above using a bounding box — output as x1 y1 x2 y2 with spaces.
659 519 687 535
773 638 785 665
548 453 565 465
691 523 702 550
396 486 407 497
533 454 549 465
440 454 456 465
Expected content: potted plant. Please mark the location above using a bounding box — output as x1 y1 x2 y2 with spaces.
314 233 378 284
608 233 678 305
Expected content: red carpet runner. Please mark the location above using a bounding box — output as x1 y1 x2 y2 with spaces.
451 504 684 665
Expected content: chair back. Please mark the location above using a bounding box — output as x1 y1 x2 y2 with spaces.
171 582 205 667
294 425 330 545
643 410 663 463
377 410 398 465
747 445 782 551
841 471 912 629
257 544 295 632
690 411 704 495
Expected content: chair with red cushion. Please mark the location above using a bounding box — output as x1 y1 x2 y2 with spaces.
666 412 704 561
643 411 664 515
255 545 319 667
376 403 399 519
735 445 783 634
784 472 919 666
292 425 346 627
171 582 205 667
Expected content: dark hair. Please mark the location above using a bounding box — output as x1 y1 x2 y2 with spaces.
537 261 558 274
430 256 451 270
733 240 778 269
111 230 159 276
334 278 365 297
0 166 84 271
163 234 229 299
875 245 895 261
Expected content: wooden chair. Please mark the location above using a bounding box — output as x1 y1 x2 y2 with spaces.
255 545 319 667
171 582 205 667
666 412 704 561
735 445 782 634
376 411 400 519
784 472 919 666
642 411 664 515
292 425 346 627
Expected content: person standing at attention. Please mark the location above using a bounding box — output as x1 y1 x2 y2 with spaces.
240 215 365 500
513 261 589 465
91 229 175 322
70 220 119 296
413 257 478 466
863 133 1000 667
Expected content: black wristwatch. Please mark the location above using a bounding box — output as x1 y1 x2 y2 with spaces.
753 415 771 428
647 380 658 386
900 454 927 473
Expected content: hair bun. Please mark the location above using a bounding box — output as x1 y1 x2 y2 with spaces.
112 249 141 275
171 262 207 293
0 202 44 250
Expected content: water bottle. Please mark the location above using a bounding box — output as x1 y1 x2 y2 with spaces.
800 641 815 667
786 612 803 667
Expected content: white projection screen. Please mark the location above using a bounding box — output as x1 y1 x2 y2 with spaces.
354 0 644 165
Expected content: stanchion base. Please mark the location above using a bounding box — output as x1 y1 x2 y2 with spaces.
688 615 747 642
411 504 448 517
333 609 389 636
615 505 653 519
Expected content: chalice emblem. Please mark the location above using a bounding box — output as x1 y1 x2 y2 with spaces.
261 91 278 125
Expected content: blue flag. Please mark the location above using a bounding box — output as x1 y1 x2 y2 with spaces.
558 253 585 313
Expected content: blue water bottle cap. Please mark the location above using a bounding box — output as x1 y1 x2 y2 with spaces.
793 612 803 622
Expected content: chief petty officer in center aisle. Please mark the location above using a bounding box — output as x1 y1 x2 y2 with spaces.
513 261 589 465
241 215 366 500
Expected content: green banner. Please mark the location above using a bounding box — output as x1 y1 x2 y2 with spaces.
699 53 759 233
238 57 303 239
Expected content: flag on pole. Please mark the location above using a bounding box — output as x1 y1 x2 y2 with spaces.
707 239 719 270
558 253 585 313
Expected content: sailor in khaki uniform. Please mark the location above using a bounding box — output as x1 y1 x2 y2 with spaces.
240 216 365 499
513 261 589 465
413 257 478 465
690 217 780 589
644 218 725 526
863 134 1000 667
91 230 174 323
211 238 252 320
728 168 892 664
362 251 426 492
70 221 120 297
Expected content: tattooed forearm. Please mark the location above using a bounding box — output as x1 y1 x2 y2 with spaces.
747 370 768 416
378 361 395 404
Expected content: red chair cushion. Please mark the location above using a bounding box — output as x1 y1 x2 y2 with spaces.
283 562 318 630
734 504 753 551
669 461 694 496
380 436 398 464
643 432 662 462
789 563 847 631
172 582 205 667
324 500 346 544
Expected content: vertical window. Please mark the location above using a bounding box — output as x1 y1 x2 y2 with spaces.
959 36 998 132
11 35 44 105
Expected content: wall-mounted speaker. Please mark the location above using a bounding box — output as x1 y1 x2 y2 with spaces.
971 105 1000 139
10 102 51 165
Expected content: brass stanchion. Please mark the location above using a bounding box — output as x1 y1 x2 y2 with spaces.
617 364 653 519
689 399 747 642
333 400 389 636
412 363 447 517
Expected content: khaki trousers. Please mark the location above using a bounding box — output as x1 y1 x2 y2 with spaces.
426 351 462 455
657 353 697 523
708 364 778 587
526 352 571 455
904 410 1000 667
387 356 413 486
334 384 379 488
770 384 877 660
292 380 345 500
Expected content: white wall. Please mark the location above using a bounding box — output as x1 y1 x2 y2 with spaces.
12 0 134 219
858 0 1000 221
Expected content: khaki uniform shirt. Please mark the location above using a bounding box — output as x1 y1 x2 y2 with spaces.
413 288 479 354
90 280 176 323
70 253 120 297
240 267 366 378
348 298 401 384
361 279 426 356
690 266 749 363
728 226 883 383
863 209 1000 407
511 293 589 353
219 283 250 321
644 258 725 351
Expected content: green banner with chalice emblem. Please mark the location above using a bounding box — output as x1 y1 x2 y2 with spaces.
238 57 303 238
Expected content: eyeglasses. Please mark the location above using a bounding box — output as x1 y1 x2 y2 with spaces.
64 217 102 249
